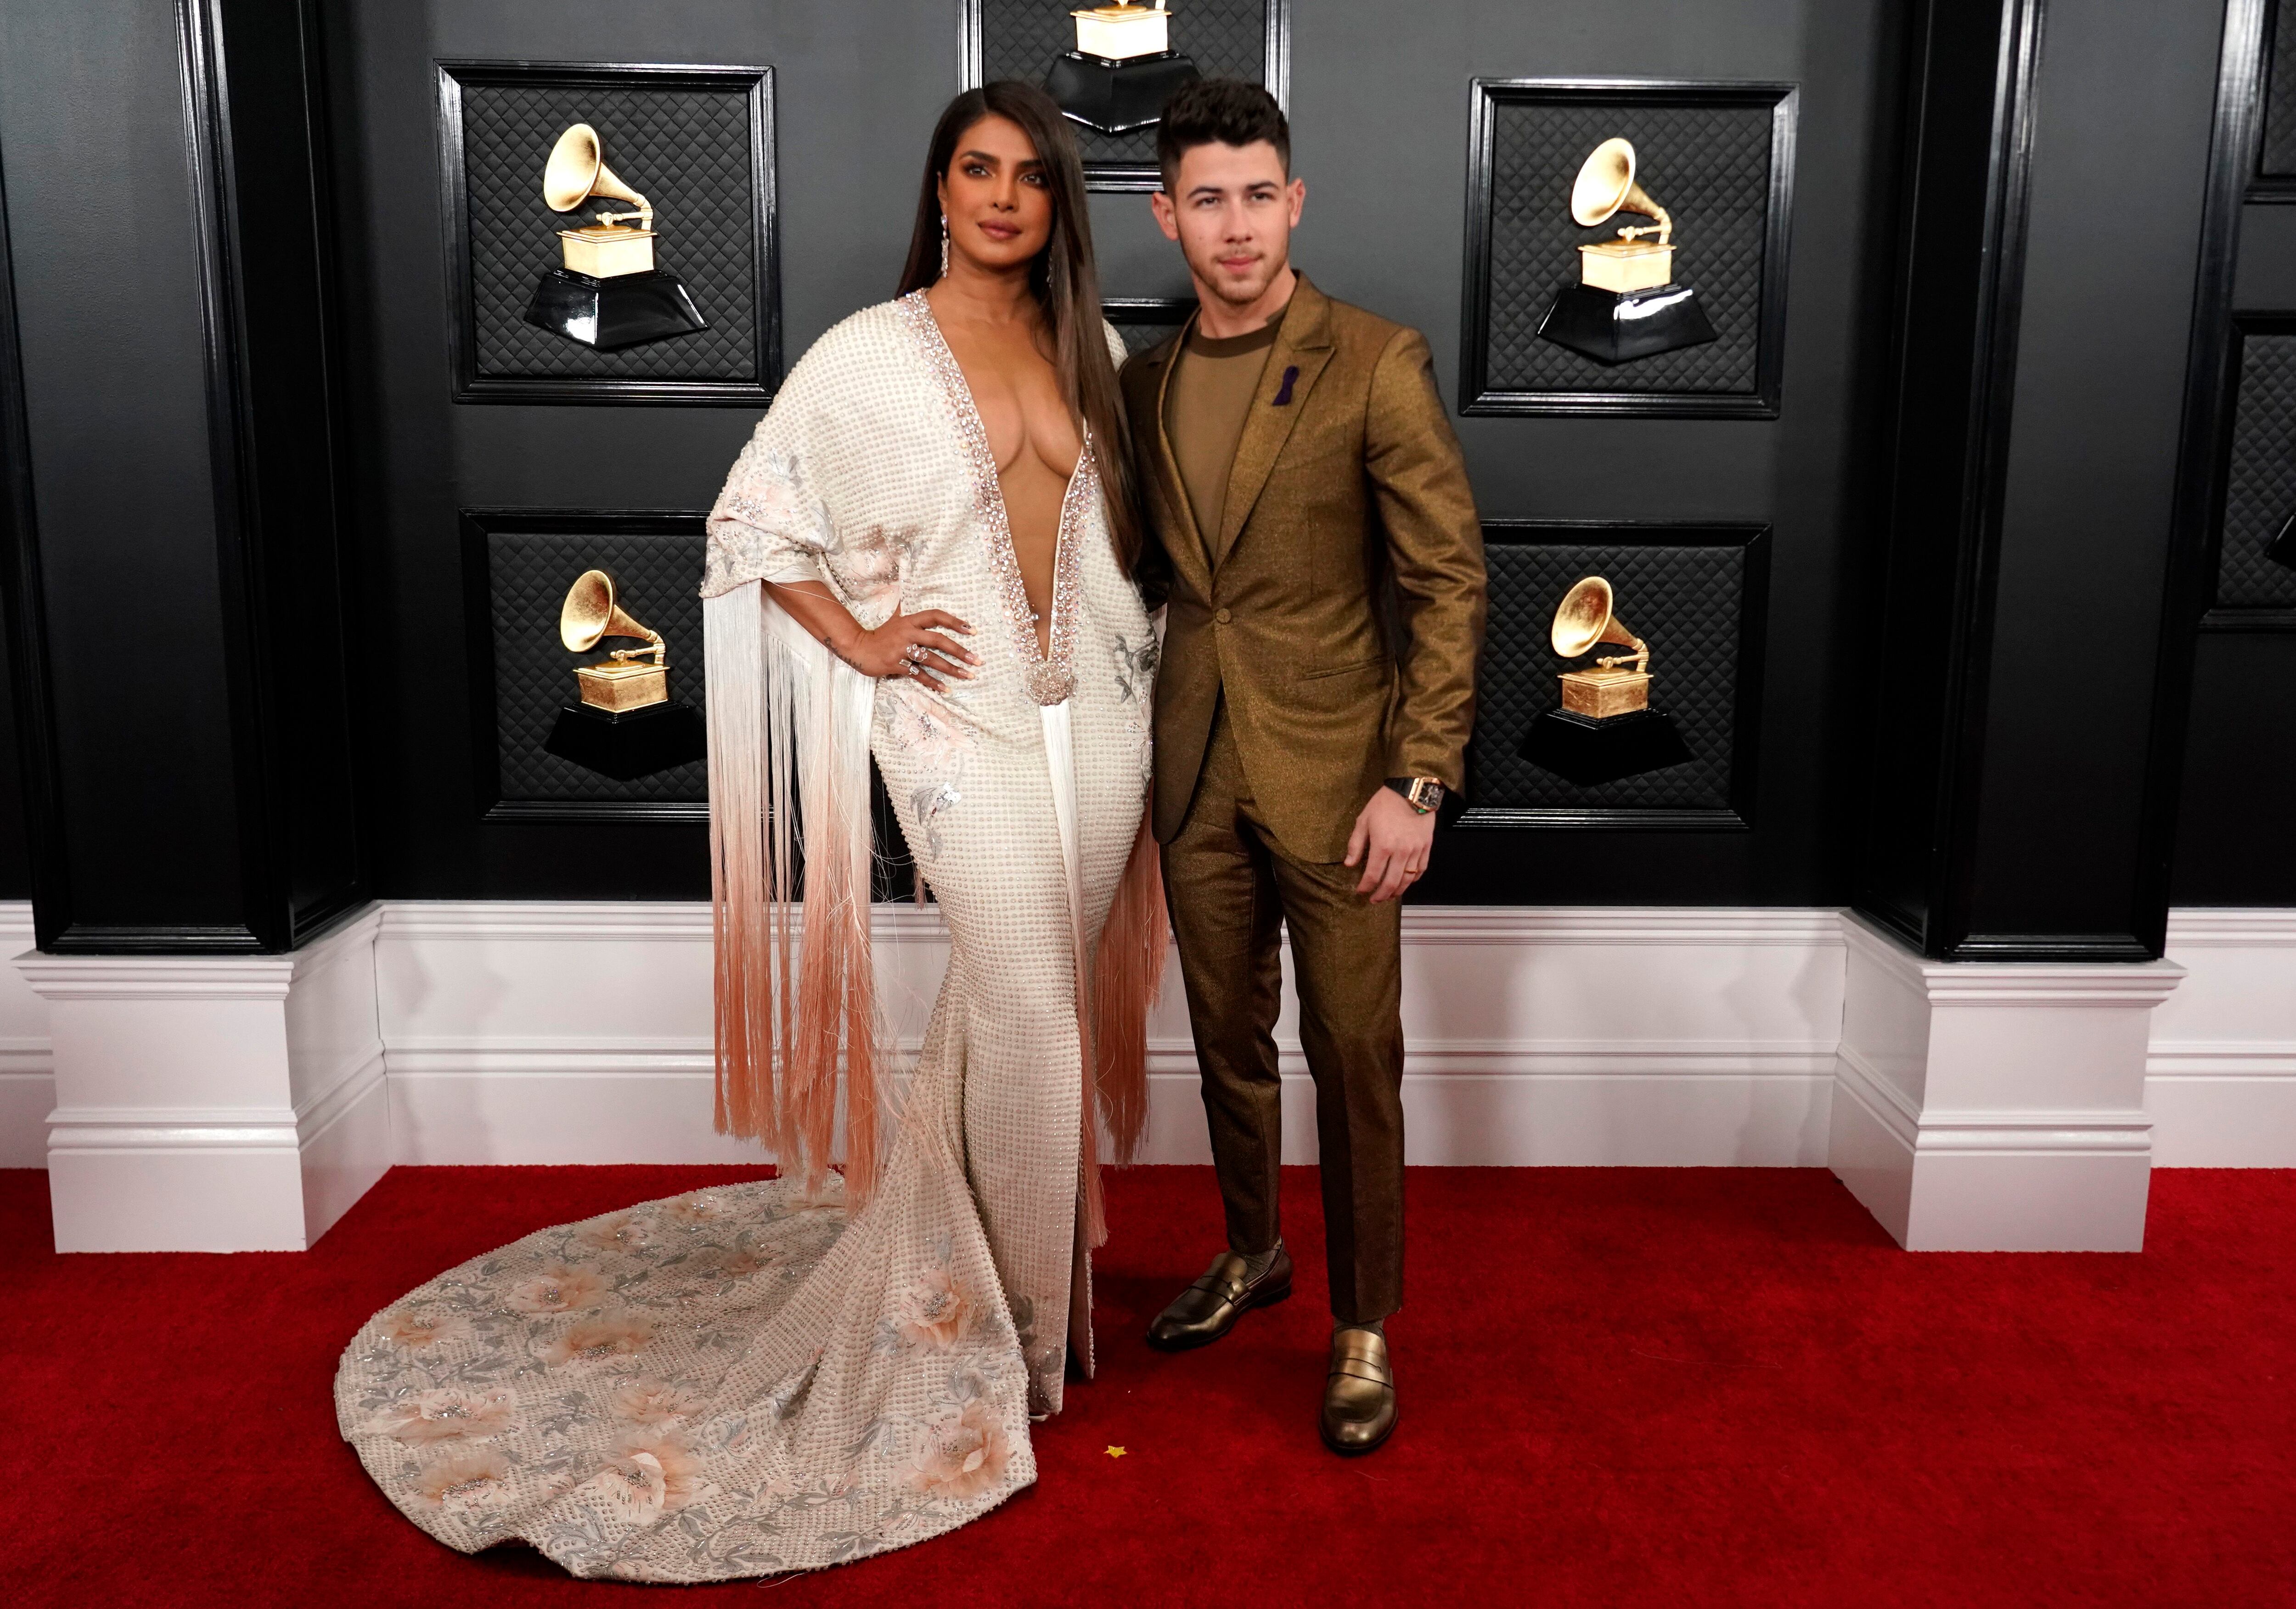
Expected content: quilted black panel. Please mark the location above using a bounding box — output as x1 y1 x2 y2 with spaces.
975 0 1274 173
1469 538 1748 813
2219 332 2296 609
487 525 708 803
458 78 760 383
2264 2 2296 176
1481 99 1774 395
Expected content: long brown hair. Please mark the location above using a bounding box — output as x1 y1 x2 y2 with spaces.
898 83 1145 573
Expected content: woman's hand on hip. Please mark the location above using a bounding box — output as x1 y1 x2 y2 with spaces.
833 608 979 691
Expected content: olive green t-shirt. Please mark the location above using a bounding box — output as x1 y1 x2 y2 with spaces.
1162 310 1284 563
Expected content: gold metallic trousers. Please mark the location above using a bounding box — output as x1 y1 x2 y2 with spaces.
1162 704 1406 1324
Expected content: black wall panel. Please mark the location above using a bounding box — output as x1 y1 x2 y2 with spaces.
1462 81 1795 415
2167 0 2296 906
2215 319 2296 613
464 510 707 819
1466 523 1767 826
439 62 778 404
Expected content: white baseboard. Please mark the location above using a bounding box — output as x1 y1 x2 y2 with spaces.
1 903 2290 1234
377 902 1849 1169
2148 910 2296 1166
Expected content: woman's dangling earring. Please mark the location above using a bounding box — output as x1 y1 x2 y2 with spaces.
939 214 951 277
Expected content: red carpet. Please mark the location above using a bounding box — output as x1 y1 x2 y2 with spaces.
5 1164 2292 1607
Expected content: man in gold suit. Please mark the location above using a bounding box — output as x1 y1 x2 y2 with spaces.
1121 79 1486 1456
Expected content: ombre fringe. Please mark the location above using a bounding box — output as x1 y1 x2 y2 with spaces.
1090 815 1165 1166
1072 814 1167 1252
705 581 884 1209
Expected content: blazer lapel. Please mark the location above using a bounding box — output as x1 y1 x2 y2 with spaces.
1214 275 1335 568
1146 315 1216 598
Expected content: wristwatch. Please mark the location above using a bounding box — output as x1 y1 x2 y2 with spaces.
1385 776 1445 815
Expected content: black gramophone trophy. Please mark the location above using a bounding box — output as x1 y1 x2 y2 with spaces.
523 124 709 352
541 570 705 782
1537 138 1718 366
1045 2 1200 135
1518 576 1693 786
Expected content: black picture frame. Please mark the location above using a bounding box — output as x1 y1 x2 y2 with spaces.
1459 79 1797 419
958 0 1289 192
1456 519 1770 830
2251 0 2296 199
437 61 779 406
2198 311 2296 630
461 507 709 823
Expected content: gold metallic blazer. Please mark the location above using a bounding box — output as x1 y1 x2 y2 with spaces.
1121 275 1488 861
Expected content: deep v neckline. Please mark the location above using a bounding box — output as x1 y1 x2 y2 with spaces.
900 291 1089 707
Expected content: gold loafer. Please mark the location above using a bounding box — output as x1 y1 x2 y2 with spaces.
1320 1327 1397 1456
1145 1244 1294 1351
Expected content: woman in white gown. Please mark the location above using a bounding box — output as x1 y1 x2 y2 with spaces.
334 83 1165 1581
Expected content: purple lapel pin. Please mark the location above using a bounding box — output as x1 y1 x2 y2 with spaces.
1272 364 1299 406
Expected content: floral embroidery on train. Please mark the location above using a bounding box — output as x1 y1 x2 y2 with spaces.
338 1091 1038 1578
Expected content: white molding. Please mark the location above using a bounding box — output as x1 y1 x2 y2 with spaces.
2161 908 2296 948
11 954 296 1000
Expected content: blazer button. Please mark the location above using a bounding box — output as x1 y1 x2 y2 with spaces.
1215 607 1232 625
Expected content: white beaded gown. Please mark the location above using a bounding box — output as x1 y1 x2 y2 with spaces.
333 294 1163 1581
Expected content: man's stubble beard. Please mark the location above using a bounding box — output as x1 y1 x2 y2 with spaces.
1192 243 1287 309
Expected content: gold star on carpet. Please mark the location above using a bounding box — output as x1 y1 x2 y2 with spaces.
1104 1445 1127 1458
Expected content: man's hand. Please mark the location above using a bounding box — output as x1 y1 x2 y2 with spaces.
1345 786 1436 903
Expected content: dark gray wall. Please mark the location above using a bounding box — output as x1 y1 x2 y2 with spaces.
332 0 1901 904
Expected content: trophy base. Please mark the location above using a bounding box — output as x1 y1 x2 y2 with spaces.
1044 51 1201 135
1537 282 1719 366
1559 666 1651 720
524 267 708 352
1518 707 1693 786
2270 510 2296 571
543 700 706 782
574 661 667 712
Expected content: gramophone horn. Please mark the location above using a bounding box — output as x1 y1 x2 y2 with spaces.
559 569 664 658
1550 575 1647 667
541 124 653 223
1570 136 1672 244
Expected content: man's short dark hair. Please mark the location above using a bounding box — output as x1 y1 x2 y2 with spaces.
1156 79 1290 192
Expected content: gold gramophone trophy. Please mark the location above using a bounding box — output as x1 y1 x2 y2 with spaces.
1552 575 1651 719
522 124 708 352
1536 138 1718 365
541 570 705 782
1516 575 1692 785
560 569 667 711
1045 2 1200 136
